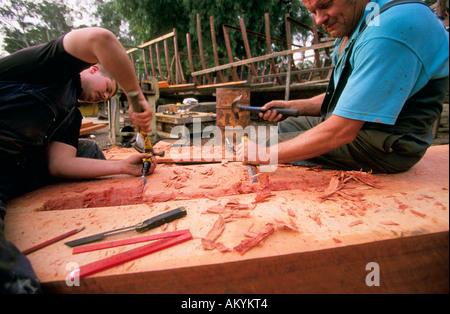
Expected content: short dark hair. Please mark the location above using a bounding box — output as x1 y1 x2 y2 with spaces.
96 63 119 97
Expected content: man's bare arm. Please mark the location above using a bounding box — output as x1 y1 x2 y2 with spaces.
259 93 326 122
47 141 156 179
63 27 152 132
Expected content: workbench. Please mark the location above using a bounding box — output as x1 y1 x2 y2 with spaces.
4 144 449 294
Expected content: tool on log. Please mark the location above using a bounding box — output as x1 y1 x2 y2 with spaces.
128 91 165 189
64 207 187 247
231 94 299 120
68 229 192 280
22 227 85 255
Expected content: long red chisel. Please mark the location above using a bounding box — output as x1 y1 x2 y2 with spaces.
68 230 192 280
72 229 190 254
22 227 85 255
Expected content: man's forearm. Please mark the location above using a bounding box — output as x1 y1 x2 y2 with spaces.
290 93 325 116
276 114 364 164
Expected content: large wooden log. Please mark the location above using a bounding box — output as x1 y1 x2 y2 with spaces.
4 145 449 293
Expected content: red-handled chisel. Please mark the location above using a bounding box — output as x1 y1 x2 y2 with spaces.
64 207 187 247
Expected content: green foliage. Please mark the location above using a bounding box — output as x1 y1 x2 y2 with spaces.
114 0 312 75
1 0 314 77
0 0 72 53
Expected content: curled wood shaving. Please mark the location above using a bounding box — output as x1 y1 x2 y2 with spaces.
201 215 226 250
233 223 275 255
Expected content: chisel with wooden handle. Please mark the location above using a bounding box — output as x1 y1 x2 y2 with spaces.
128 91 164 190
64 207 187 247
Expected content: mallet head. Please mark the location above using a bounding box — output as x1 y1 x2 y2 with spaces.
231 94 243 120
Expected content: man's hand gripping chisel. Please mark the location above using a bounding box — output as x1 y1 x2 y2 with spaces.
128 91 164 189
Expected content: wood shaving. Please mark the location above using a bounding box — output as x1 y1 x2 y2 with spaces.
201 215 226 250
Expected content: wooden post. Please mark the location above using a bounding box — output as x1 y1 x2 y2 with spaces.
210 16 226 83
186 33 201 85
196 13 213 84
155 42 165 81
239 17 259 78
164 39 175 84
149 46 156 77
142 46 149 76
173 28 186 84
265 13 283 85
223 25 241 81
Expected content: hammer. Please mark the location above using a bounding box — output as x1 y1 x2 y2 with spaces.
231 95 299 120
128 91 165 157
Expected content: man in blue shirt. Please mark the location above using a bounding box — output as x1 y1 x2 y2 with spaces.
238 0 449 173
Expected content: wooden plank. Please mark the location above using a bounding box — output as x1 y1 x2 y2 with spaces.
164 39 175 85
186 33 201 86
137 31 175 49
172 29 186 84
222 25 241 81
196 80 248 90
192 41 335 77
79 123 106 136
155 42 165 81
210 16 226 83
4 145 448 293
148 46 156 77
265 13 283 86
239 17 259 78
196 13 213 85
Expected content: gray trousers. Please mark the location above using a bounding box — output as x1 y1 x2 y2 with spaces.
274 116 427 174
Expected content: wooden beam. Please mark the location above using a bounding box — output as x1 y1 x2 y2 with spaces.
164 39 175 85
186 33 201 86
239 17 259 78
210 16 226 83
265 13 283 85
137 31 175 49
192 41 335 77
173 28 186 84
222 25 240 81
155 42 165 81
196 13 213 84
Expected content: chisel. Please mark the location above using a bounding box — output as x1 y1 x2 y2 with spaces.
64 207 187 247
242 135 258 183
128 91 164 190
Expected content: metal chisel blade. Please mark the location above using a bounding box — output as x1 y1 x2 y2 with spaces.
247 165 258 183
64 226 134 248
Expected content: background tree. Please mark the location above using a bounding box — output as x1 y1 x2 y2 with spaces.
0 0 75 53
114 0 312 76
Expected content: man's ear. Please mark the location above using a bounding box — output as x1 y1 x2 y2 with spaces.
89 65 100 74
